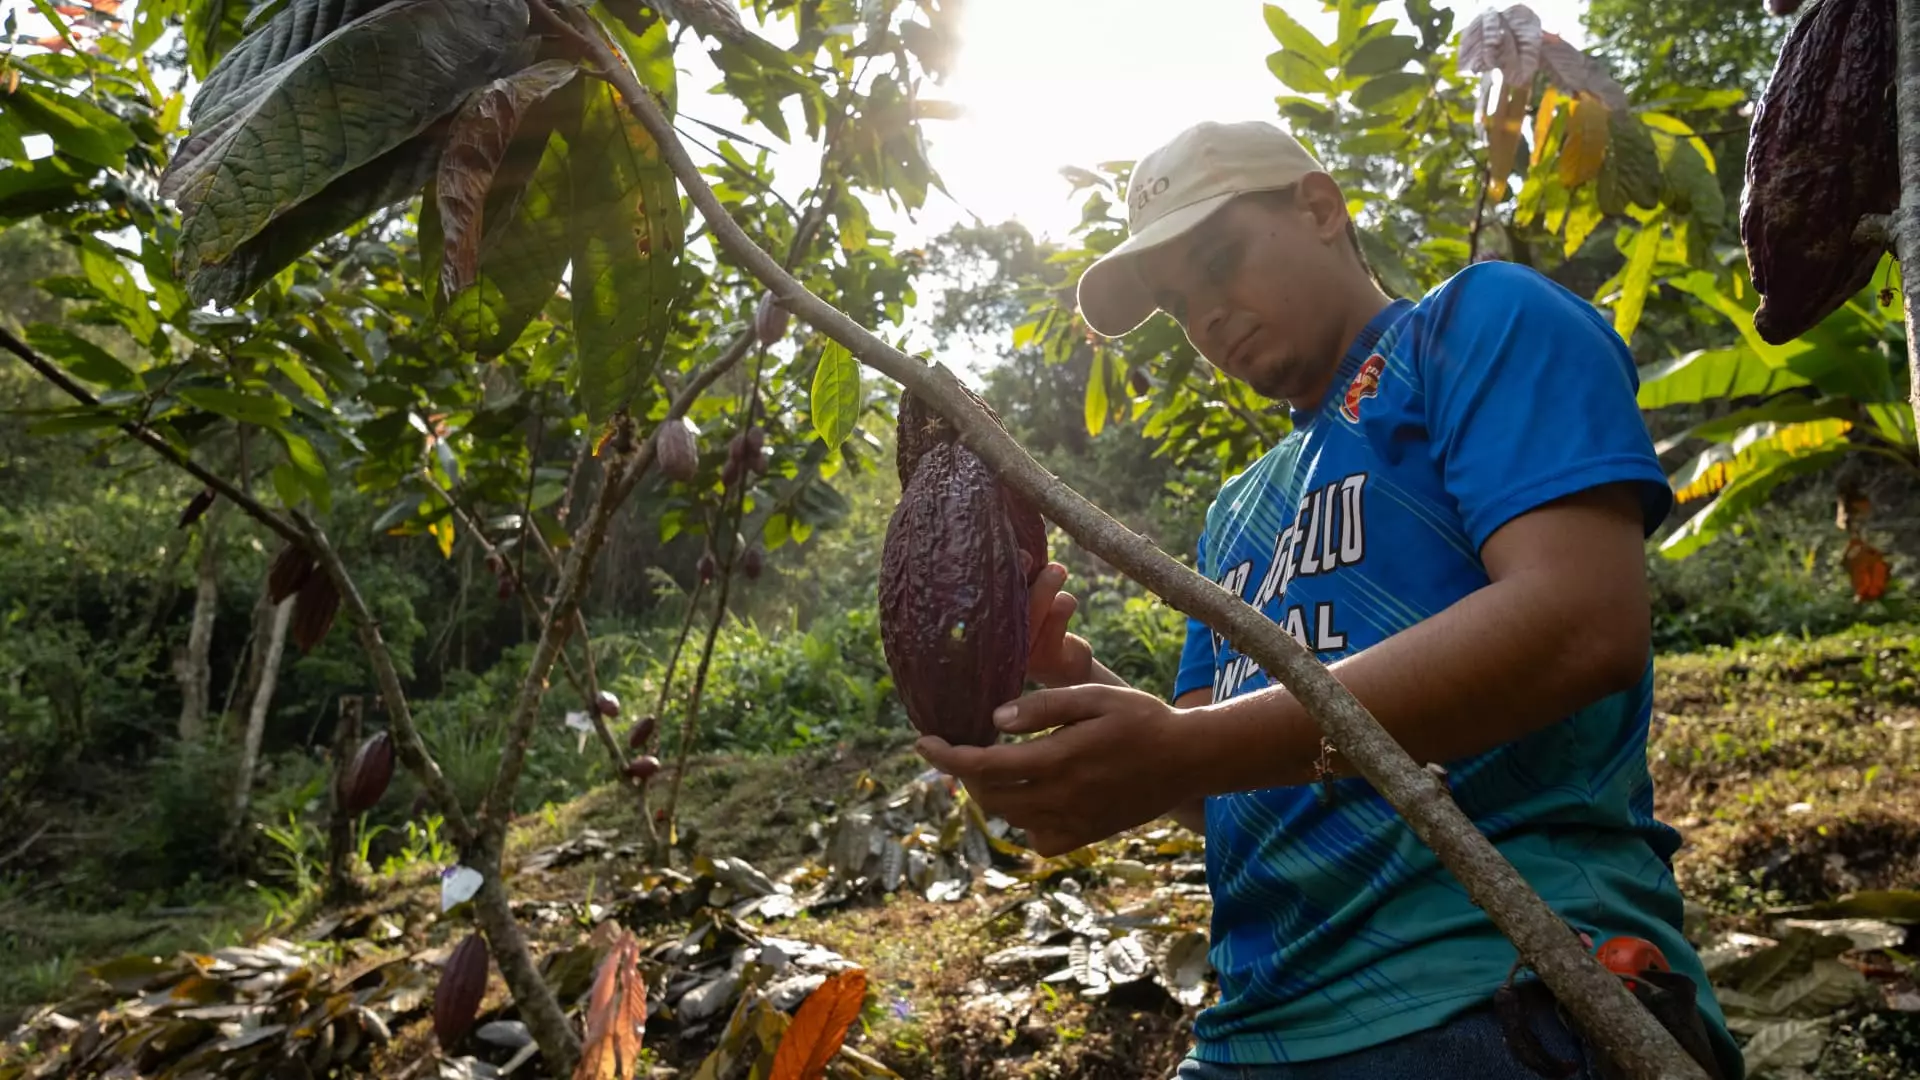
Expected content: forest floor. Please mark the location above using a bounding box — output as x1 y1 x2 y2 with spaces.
4 623 1920 1079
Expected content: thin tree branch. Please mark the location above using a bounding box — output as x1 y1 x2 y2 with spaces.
292 510 476 849
1 327 303 547
1899 0 1920 433
576 18 1710 1080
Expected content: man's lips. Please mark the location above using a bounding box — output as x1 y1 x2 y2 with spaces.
1225 328 1257 371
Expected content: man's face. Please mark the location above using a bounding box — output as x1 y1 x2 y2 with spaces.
1134 183 1353 408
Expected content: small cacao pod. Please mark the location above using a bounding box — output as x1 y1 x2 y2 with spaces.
595 690 621 718
626 755 662 781
657 417 698 482
433 933 489 1048
291 566 342 654
741 545 764 580
697 552 717 584
878 441 1029 747
1740 0 1896 344
744 425 765 458
1128 368 1151 396
628 715 657 749
749 448 770 476
268 544 317 604
753 291 789 346
721 454 744 491
495 575 515 600
177 488 216 529
341 731 394 815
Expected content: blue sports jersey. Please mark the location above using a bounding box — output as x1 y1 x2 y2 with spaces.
1171 261 1742 1078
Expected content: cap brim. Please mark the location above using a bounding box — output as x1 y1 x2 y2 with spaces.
1075 191 1238 338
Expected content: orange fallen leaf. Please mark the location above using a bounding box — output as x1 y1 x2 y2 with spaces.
1845 538 1890 602
573 931 648 1080
768 967 867 1080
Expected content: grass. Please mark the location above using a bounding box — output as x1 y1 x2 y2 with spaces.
3 622 1918 1077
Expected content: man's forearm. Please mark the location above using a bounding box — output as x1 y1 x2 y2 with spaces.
1170 570 1649 802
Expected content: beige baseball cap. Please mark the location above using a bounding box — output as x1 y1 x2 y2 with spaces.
1075 119 1327 338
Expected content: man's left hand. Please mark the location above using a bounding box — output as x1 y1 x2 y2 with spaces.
913 684 1198 857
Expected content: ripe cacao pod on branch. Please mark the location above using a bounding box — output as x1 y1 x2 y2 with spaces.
1740 0 1896 345
433 933 489 1048
341 731 394 815
657 417 699 482
894 391 1047 585
626 755 661 781
268 543 317 604
628 715 658 749
879 437 1030 748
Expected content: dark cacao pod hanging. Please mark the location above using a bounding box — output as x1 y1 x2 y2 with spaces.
495 575 515 600
595 690 621 718
894 392 1047 585
878 441 1030 748
628 715 658 749
267 544 317 604
177 488 216 529
290 566 341 654
741 545 764 580
697 551 717 584
341 732 394 815
721 454 744 491
433 933 489 1048
753 291 790 346
1740 0 1896 345
626 755 662 781
657 417 698 482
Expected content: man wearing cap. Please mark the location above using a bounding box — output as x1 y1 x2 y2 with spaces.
914 120 1741 1079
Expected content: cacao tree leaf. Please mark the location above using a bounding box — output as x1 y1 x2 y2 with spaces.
571 80 683 425
25 325 137 388
1637 345 1810 409
810 341 861 448
1538 32 1627 111
1484 82 1530 200
1762 959 1870 1018
1740 1018 1828 1074
190 0 404 124
1458 5 1540 87
1530 87 1564 167
1343 33 1417 78
593 5 676 113
188 130 446 307
0 154 97 223
430 515 454 559
1659 136 1724 230
1602 111 1662 211
1262 2 1334 69
1771 890 1920 922
177 386 292 428
1558 96 1609 189
2 82 135 169
1561 186 1602 256
160 0 526 284
1611 219 1661 344
1266 50 1333 96
1084 350 1109 437
435 61 579 300
767 968 867 1080
1349 71 1425 113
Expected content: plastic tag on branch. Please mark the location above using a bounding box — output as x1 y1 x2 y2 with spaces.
441 865 483 911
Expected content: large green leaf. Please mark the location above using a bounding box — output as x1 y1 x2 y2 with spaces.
159 0 526 285
1612 220 1661 344
25 325 138 388
1668 419 1853 504
190 0 404 124
1659 135 1723 229
1268 50 1334 95
434 61 580 300
177 385 293 428
594 5 676 113
1351 71 1426 112
571 81 683 425
0 154 97 222
810 342 861 448
1344 33 1418 78
187 130 446 306
1085 350 1110 437
2 82 136 170
1262 4 1336 70
1638 345 1810 409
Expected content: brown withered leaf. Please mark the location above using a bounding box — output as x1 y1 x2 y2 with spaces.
436 60 580 300
267 543 317 604
1539 32 1628 111
177 487 217 529
1844 539 1891 602
767 967 867 1080
573 931 647 1080
291 567 341 653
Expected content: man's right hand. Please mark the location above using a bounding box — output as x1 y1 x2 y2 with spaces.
1025 561 1096 689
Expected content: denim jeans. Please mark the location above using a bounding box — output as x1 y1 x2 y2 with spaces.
1172 988 1599 1080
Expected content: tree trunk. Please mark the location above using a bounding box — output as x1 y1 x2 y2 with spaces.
223 595 292 855
174 503 224 741
327 694 365 898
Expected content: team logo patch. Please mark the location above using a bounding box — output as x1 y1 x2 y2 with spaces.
1339 352 1387 423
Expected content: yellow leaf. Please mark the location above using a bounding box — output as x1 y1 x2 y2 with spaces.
1558 95 1610 188
431 517 454 559
1486 82 1531 201
1531 87 1564 166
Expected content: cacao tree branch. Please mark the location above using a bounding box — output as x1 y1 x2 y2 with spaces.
1856 213 1893 251
1895 0 1920 432
291 510 477 849
469 865 578 1074
1 326 304 547
580 21 1710 1080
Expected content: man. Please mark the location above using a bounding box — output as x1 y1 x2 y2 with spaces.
913 120 1743 1079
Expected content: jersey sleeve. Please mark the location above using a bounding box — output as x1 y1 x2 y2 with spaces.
1172 528 1216 702
1418 262 1675 551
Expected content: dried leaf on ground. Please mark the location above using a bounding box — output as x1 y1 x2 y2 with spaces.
574 931 648 1080
767 967 868 1080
